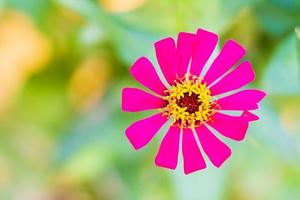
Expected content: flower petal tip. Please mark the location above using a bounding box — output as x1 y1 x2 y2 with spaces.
154 159 177 170
155 125 180 170
178 31 195 38
154 37 174 45
121 88 128 112
197 28 219 40
125 113 168 150
184 165 207 175
227 39 247 55
214 149 232 168
256 90 267 102
129 56 167 95
242 111 260 121
125 129 142 150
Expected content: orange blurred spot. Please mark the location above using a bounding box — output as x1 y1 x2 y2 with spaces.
0 11 52 114
99 0 147 13
68 55 111 112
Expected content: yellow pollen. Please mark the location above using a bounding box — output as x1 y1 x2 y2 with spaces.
162 74 217 128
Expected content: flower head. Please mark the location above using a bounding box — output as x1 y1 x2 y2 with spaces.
122 28 266 174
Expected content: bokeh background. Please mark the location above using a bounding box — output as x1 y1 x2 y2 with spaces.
0 0 299 199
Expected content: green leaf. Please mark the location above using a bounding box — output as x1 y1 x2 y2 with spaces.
249 99 299 160
7 0 54 27
262 33 300 95
255 0 300 37
58 0 163 64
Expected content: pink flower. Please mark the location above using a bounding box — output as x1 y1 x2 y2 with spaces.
122 28 266 174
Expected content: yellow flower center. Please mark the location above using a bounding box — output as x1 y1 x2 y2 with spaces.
162 74 217 128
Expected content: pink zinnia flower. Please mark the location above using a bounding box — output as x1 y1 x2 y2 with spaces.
122 28 266 174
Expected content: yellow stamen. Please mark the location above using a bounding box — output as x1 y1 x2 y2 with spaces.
162 74 217 128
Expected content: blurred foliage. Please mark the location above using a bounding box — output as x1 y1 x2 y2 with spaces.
0 0 299 200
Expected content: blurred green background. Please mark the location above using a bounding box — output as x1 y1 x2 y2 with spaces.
0 0 299 199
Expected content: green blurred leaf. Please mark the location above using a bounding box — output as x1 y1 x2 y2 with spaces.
56 77 176 199
60 143 113 181
58 0 162 64
58 0 262 66
7 0 54 27
250 99 299 160
255 0 300 37
221 8 275 82
262 33 300 95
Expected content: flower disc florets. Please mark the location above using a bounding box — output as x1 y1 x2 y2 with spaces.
162 74 217 128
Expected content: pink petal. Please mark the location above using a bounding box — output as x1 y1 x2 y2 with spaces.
122 87 166 112
208 112 249 141
176 32 198 78
125 113 168 150
190 29 218 76
242 111 259 121
209 61 255 96
155 125 180 170
182 128 206 174
195 125 231 168
203 40 246 85
217 89 266 110
130 57 167 95
155 38 178 85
